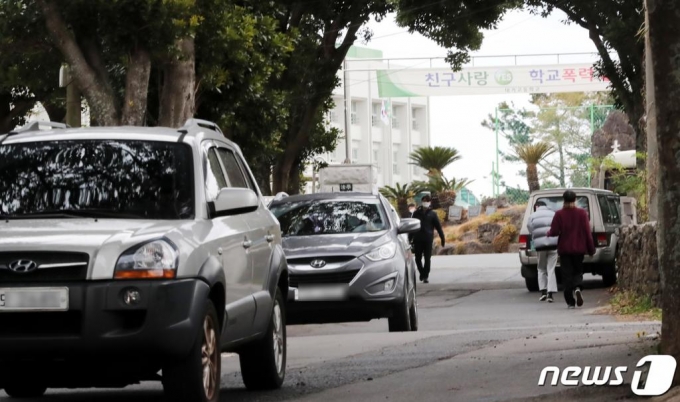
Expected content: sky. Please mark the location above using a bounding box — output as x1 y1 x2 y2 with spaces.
364 9 601 199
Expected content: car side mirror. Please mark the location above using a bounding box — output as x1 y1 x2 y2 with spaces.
398 218 421 234
211 188 259 217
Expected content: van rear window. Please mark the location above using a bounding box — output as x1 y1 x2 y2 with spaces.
535 196 590 219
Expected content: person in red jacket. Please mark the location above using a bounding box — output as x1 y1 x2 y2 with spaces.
547 190 595 309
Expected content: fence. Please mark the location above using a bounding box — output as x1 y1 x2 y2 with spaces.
489 104 617 206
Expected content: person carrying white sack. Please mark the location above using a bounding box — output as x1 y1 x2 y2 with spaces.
527 200 559 302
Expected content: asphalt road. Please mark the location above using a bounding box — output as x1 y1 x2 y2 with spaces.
1 254 661 401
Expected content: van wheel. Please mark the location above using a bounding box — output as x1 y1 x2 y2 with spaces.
602 263 617 287
525 277 539 292
162 301 221 402
240 287 286 390
3 383 47 398
408 284 419 331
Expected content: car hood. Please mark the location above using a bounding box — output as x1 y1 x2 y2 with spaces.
0 219 196 279
281 231 388 259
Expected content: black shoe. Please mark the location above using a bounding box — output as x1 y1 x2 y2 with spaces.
568 305 576 309
423 278 429 284
575 289 584 307
547 293 554 303
539 294 547 302
419 274 424 282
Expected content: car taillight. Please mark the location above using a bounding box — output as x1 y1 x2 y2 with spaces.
595 233 608 247
519 235 529 250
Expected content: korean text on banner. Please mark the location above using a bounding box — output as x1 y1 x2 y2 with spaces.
376 64 610 97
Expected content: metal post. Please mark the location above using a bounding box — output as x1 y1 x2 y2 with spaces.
494 107 500 196
588 103 594 187
61 65 81 127
343 59 352 164
312 164 316 194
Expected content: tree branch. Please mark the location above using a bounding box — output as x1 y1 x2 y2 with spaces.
36 0 120 125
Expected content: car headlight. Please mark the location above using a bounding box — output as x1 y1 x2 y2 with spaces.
114 239 179 279
364 242 397 262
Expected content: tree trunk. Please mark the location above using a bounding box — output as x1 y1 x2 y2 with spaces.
288 161 302 194
37 0 120 126
158 38 195 128
526 163 540 193
397 198 408 218
558 143 566 187
646 0 680 385
645 7 659 222
121 46 151 126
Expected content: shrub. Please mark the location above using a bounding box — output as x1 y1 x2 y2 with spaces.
446 232 459 242
500 224 519 242
492 234 510 253
456 243 466 255
488 212 508 223
433 208 447 223
458 220 480 234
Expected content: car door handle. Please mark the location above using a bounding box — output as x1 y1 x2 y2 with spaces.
265 234 275 243
243 240 252 249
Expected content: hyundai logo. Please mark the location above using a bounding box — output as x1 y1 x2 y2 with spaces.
8 260 38 274
310 259 326 268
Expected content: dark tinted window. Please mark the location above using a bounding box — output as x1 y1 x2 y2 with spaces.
270 200 387 236
600 195 621 224
0 140 193 219
217 149 249 189
536 196 590 219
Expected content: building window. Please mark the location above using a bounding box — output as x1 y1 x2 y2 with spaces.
328 109 338 123
412 109 419 130
373 146 381 173
351 101 358 125
372 103 381 127
352 148 359 161
393 148 399 175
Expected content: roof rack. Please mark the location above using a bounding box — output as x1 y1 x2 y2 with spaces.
180 118 223 135
7 121 70 136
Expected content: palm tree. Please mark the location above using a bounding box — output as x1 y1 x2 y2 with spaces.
513 142 556 193
380 182 423 217
409 146 462 177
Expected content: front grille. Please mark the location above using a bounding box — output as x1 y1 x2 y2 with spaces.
287 256 355 266
289 269 360 288
0 252 89 283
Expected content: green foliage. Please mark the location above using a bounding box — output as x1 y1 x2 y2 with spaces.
409 146 462 176
500 224 519 242
481 102 534 164
610 290 661 320
501 186 530 205
595 152 647 221
395 0 520 68
433 208 447 223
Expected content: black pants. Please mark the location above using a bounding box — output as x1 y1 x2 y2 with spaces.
560 254 584 306
413 239 433 279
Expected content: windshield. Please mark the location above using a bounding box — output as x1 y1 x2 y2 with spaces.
270 199 387 236
536 196 590 219
0 140 194 220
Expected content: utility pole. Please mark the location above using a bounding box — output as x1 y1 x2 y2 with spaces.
60 64 81 127
343 59 352 164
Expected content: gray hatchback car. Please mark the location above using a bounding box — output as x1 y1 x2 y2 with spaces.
269 192 421 332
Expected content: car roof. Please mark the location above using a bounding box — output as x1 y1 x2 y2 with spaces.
270 192 381 206
1 119 235 148
531 187 615 196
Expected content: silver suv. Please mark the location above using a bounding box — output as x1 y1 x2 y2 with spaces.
0 120 288 402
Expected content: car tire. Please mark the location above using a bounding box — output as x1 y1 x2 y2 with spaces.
408 285 419 332
389 280 412 332
602 263 617 287
3 383 47 398
525 276 540 292
239 287 286 390
162 300 221 402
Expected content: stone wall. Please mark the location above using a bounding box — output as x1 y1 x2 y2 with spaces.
616 222 661 306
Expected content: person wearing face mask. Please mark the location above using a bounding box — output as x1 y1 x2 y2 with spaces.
411 195 445 283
